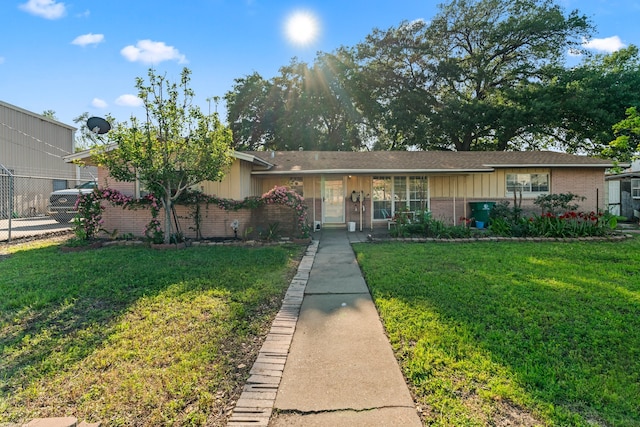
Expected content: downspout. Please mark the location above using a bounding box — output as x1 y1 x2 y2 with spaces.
453 176 457 225
464 176 468 221
359 188 363 232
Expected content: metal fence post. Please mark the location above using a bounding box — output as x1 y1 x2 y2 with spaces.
1 164 14 241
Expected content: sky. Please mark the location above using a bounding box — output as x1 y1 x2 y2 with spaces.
1 0 639 131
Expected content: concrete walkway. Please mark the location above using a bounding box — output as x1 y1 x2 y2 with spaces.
228 229 421 426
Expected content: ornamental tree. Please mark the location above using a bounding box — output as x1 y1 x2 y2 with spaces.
96 68 234 243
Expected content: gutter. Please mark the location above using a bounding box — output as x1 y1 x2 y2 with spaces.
251 168 495 175
484 163 623 168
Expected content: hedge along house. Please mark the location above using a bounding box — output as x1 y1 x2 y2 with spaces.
66 149 617 239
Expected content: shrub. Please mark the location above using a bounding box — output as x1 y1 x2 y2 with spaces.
392 195 620 239
72 191 104 240
534 193 585 215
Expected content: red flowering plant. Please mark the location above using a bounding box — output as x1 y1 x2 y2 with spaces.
459 216 474 228
485 194 618 238
528 210 613 237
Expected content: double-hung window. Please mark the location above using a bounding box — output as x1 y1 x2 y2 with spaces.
506 173 549 195
632 179 640 199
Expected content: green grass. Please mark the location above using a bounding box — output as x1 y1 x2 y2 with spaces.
0 238 304 426
353 237 640 426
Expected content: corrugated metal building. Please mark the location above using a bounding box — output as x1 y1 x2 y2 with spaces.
1 100 77 178
0 100 94 218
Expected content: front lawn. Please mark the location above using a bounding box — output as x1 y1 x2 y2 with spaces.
354 237 640 426
0 239 304 426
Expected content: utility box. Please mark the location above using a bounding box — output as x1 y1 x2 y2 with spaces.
348 221 356 232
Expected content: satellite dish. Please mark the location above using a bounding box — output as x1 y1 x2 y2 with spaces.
87 116 111 134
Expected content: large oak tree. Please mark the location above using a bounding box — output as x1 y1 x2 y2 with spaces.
225 0 640 157
351 0 592 151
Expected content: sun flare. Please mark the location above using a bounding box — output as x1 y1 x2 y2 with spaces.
285 11 320 46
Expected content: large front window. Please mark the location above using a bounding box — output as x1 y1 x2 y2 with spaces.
506 173 549 194
373 176 428 219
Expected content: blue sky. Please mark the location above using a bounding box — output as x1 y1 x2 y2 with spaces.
1 0 639 130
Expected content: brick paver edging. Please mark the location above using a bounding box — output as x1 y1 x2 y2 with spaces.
227 240 319 427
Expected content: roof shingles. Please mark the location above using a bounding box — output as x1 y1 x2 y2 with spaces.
247 151 615 174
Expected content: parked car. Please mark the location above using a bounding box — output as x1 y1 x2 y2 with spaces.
48 181 97 223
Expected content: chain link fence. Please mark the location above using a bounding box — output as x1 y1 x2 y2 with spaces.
0 165 91 242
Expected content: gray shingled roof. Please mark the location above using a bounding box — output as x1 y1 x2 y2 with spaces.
247 151 616 175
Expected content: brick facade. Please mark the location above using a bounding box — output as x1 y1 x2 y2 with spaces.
96 166 307 240
551 168 605 212
101 198 306 240
92 155 610 236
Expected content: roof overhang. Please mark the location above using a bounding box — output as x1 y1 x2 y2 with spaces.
232 151 273 168
63 143 118 165
251 168 495 175
484 163 620 168
606 171 640 180
63 146 274 169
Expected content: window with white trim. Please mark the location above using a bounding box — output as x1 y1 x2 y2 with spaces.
373 176 428 219
632 179 640 199
506 173 549 194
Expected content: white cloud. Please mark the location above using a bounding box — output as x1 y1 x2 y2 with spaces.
0 57 5 64
115 94 144 107
19 0 66 20
583 36 626 53
72 33 104 47
91 98 108 108
120 40 188 65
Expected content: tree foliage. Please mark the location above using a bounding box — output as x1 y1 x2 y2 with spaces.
604 107 640 163
225 58 366 151
224 0 640 155
96 68 233 243
351 0 592 151
546 46 640 156
41 110 58 121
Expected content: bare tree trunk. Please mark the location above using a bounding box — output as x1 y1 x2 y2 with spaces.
163 196 173 244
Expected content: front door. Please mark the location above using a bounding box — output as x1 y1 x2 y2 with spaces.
322 178 345 224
